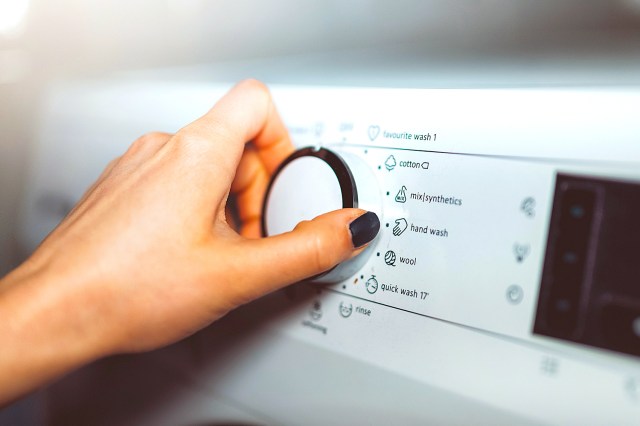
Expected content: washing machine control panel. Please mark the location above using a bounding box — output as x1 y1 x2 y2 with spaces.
263 136 640 357
264 144 552 336
23 83 640 425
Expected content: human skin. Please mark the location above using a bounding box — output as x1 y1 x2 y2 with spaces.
0 80 379 405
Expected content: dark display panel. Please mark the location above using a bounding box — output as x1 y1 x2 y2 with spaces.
535 174 640 357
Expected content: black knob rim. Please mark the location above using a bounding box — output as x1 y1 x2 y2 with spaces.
261 146 358 238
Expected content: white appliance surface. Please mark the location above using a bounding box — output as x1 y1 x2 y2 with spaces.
21 80 640 425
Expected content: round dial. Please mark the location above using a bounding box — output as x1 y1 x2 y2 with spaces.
262 147 380 283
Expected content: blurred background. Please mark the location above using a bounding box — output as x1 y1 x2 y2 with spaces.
2 0 640 423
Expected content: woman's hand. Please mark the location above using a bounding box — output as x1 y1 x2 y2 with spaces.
0 80 379 404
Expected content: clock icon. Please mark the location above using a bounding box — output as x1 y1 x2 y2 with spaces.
365 275 379 294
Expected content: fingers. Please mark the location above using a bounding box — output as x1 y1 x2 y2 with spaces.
224 81 293 237
249 88 294 174
66 132 173 218
230 146 270 238
75 156 120 204
119 132 173 171
219 209 380 305
172 79 293 190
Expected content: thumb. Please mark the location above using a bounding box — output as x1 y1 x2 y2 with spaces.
226 209 380 303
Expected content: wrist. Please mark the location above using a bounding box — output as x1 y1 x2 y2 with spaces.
0 261 113 403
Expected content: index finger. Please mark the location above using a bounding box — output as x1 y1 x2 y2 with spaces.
250 90 295 174
176 79 293 183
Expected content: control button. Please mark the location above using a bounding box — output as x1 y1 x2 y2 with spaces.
263 148 345 238
513 243 530 263
506 285 524 304
262 147 381 284
365 275 379 294
561 251 579 265
521 197 536 218
339 302 353 318
569 204 586 219
535 185 597 340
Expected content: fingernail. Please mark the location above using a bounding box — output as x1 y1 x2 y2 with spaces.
349 211 380 248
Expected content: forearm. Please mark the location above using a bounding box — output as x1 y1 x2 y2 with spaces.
0 80 379 407
0 263 109 405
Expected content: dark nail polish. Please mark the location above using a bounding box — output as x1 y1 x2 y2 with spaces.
349 211 380 248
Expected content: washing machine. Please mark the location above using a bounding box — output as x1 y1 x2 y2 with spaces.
19 69 640 424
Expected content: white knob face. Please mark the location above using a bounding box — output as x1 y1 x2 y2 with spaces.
262 147 379 284
264 156 345 237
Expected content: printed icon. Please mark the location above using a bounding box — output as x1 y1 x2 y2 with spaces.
395 186 407 203
393 218 408 236
339 302 353 318
384 155 397 171
521 197 536 218
506 284 524 304
384 250 397 266
541 357 559 376
365 275 379 294
514 243 530 263
310 300 322 321
368 125 380 141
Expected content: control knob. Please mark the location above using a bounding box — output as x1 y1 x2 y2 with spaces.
262 147 381 283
